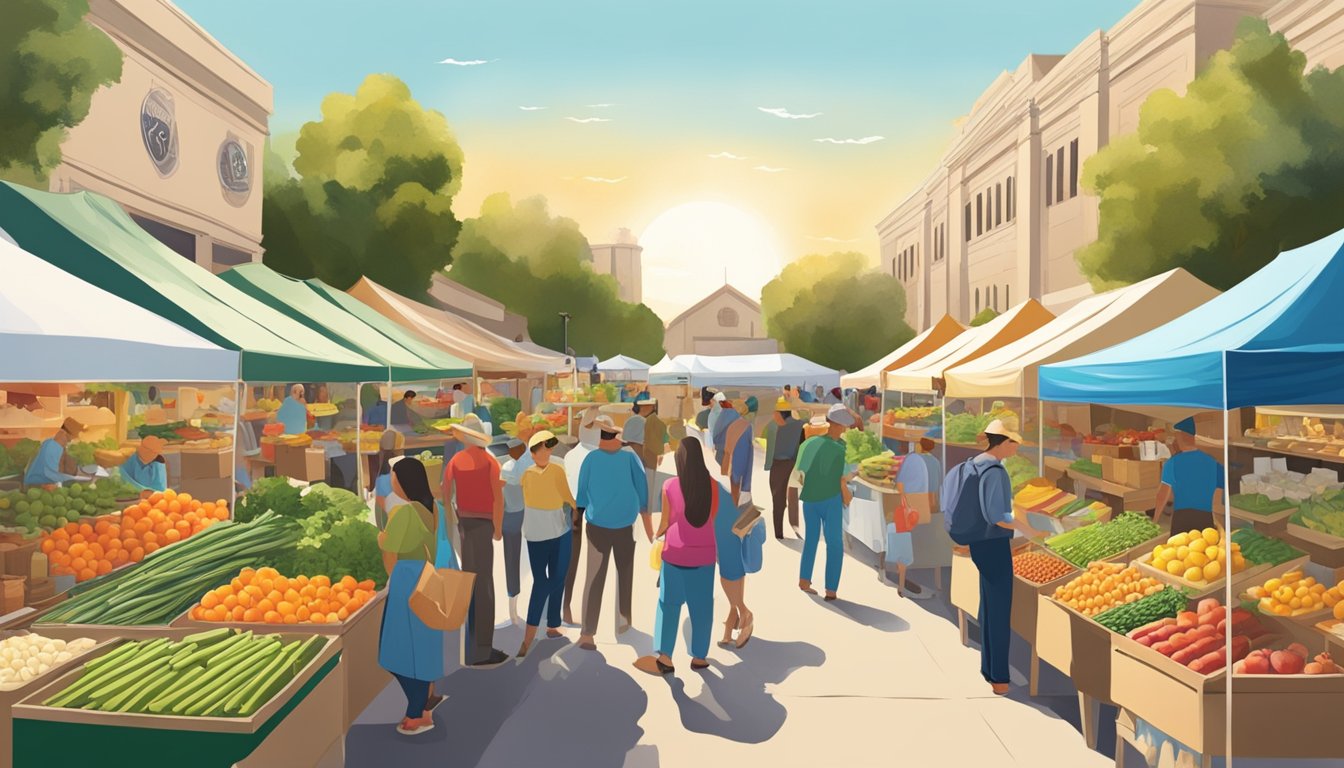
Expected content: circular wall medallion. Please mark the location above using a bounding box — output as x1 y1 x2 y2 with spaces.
217 138 251 197
139 89 179 176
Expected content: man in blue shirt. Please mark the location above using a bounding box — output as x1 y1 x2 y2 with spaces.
364 396 389 427
575 415 651 650
24 418 86 487
1155 417 1224 535
276 384 309 435
121 435 168 495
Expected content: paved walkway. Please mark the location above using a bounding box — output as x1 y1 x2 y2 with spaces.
342 456 1110 768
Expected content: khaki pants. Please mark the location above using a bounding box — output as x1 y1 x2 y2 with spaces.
770 458 800 537
582 524 635 636
458 517 495 664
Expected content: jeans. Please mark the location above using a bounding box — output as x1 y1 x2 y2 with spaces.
526 531 572 628
563 509 585 616
800 495 844 592
969 536 1013 685
393 673 430 720
503 511 524 598
654 563 714 660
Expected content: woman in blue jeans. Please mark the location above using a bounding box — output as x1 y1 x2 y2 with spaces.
377 458 445 736
517 431 576 658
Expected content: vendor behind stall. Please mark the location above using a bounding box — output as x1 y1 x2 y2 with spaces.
24 417 86 487
391 390 426 431
121 435 168 495
1154 417 1224 534
277 384 309 435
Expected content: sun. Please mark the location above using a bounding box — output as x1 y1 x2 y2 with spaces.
638 201 784 321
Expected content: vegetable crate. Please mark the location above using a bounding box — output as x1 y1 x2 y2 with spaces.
1282 523 1344 568
1036 595 1118 704
0 633 115 768
1111 632 1344 760
12 634 344 768
173 590 387 730
1132 551 1272 600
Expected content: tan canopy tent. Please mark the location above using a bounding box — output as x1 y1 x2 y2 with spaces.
943 269 1220 399
841 315 964 389
346 278 571 378
884 299 1055 393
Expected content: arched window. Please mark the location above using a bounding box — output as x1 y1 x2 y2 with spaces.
717 307 739 328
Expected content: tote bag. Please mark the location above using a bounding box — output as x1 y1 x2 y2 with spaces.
410 507 473 631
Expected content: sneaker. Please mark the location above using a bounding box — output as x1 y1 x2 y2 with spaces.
397 716 435 736
468 649 511 669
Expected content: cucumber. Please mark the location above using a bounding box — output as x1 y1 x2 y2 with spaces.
166 640 276 715
222 641 299 715
238 636 323 716
188 645 282 716
46 639 168 708
172 631 247 670
78 645 173 708
183 628 233 647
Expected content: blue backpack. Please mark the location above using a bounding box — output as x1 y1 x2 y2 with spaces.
941 459 1011 545
741 519 766 574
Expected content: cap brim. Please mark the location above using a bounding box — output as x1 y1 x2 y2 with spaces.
451 424 493 447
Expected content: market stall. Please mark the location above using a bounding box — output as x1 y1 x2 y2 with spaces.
843 315 963 442
596 354 651 382
1036 228 1344 764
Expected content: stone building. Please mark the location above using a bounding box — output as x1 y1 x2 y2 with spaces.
588 228 644 304
663 285 778 357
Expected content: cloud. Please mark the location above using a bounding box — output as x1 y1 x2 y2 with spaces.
753 165 787 173
587 103 615 108
566 116 612 124
519 106 547 111
758 107 821 120
814 136 885 145
806 235 860 243
438 58 493 66
708 152 748 160
582 176 627 184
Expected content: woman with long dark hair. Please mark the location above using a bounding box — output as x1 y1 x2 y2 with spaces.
377 458 445 736
634 436 726 675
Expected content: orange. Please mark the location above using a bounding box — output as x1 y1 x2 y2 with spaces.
201 592 219 609
178 493 193 505
79 568 95 582
215 499 228 509
191 606 205 620
336 607 349 621
40 539 55 554
68 542 87 558
236 591 253 608
296 606 311 622
163 489 176 502
130 546 145 561
143 531 157 545
339 575 357 591
311 612 328 625
106 524 120 539
277 601 296 616
223 595 239 610
284 589 301 605
358 580 376 592
78 523 93 537
325 612 339 624
175 520 190 534
315 586 331 600
312 575 331 588
244 585 263 598
58 525 74 537
300 585 317 599
202 502 216 516
163 529 181 543
54 539 69 553
97 560 113 575
256 598 275 613
263 610 282 624
282 613 298 625
144 542 159 554
232 606 245 621
213 507 229 521
184 512 199 526
70 557 87 572
243 608 262 623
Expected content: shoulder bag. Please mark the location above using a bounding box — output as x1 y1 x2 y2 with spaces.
409 506 475 631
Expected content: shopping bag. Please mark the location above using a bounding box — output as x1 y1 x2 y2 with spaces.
892 488 920 534
410 563 475 631
741 519 766 574
649 539 664 571
434 501 460 570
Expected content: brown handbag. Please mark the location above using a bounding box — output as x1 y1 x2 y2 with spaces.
408 509 475 631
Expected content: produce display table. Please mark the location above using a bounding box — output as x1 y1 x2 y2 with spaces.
1063 468 1159 516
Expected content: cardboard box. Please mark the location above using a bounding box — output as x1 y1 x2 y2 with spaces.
179 448 230 479
1036 595 1117 702
275 445 327 482
178 476 233 506
1103 458 1164 488
1102 455 1126 485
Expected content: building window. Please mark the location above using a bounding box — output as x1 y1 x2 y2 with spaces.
986 187 994 229
717 307 739 328
993 285 999 311
1069 138 1079 199
976 194 983 236
1045 154 1054 206
1055 147 1065 204
892 257 898 278
131 214 196 262
975 288 980 312
1007 177 1015 221
964 204 972 242
211 243 252 270
1005 284 1010 308
995 183 1002 227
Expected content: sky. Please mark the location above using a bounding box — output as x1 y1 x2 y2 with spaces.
178 0 1137 319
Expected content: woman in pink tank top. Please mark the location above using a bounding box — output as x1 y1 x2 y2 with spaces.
633 436 719 676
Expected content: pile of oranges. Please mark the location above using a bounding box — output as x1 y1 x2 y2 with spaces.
40 489 229 582
188 567 377 625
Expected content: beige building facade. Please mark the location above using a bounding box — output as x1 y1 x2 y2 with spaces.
588 228 644 304
878 0 1344 331
428 272 532 342
663 285 778 357
49 0 272 274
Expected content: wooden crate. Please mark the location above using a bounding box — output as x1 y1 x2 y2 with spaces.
1036 595 1117 702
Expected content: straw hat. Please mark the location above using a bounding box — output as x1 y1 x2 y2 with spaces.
984 418 1024 444
528 430 558 450
825 403 855 428
452 415 493 448
594 415 623 436
138 434 167 455
379 429 405 451
60 417 86 437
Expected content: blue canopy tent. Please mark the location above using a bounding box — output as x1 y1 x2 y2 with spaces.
1039 229 1344 410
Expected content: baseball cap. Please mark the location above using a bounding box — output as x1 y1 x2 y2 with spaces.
825 404 856 428
1174 417 1196 436
712 391 727 403
775 396 791 411
528 430 558 450
984 418 1024 444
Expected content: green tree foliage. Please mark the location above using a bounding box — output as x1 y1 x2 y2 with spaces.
262 75 463 297
969 308 998 327
448 194 666 362
1079 19 1344 290
760 251 914 372
0 0 121 186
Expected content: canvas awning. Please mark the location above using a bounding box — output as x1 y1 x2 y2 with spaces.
841 315 964 389
0 182 384 382
0 234 238 382
221 264 471 381
944 270 1220 399
884 299 1056 393
346 278 571 378
648 353 839 389
1040 229 1344 409
597 355 651 380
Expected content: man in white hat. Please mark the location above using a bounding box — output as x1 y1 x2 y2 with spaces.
561 405 604 625
575 414 651 648
794 403 858 601
444 414 510 668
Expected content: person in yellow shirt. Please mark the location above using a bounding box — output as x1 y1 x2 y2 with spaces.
517 430 577 658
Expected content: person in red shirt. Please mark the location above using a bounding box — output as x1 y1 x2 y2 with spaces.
443 415 509 668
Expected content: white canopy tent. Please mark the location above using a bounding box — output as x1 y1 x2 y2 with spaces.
596 354 651 381
649 353 839 389
841 315 965 390
0 235 239 381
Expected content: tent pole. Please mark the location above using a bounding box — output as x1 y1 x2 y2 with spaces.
1037 398 1044 476
1222 351 1233 767
231 379 243 517
355 381 363 501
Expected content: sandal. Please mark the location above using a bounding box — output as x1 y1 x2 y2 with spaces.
633 655 674 676
718 618 738 647
546 628 565 639
824 592 838 602
735 614 754 648
799 580 817 595
691 659 711 670
424 694 445 713
397 716 435 736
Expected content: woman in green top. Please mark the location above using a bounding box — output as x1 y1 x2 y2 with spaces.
377 458 444 737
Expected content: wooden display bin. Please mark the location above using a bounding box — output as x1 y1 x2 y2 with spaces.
1281 523 1344 568
0 632 114 768
1036 595 1116 702
12 634 343 768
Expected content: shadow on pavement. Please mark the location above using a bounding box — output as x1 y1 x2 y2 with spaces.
659 636 825 744
814 596 909 632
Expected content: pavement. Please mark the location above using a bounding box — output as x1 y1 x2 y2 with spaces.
340 454 1111 768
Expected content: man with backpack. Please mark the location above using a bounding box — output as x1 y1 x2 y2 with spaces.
942 419 1048 695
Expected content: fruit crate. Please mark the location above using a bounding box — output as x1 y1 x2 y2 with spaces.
1037 594 1119 703
1133 550 1272 599
1281 522 1344 568
12 633 343 768
1237 556 1334 625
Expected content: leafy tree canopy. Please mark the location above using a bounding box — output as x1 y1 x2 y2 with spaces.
760 251 914 372
1079 19 1344 290
0 0 121 186
969 308 998 327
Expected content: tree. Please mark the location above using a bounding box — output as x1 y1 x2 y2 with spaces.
0 0 122 186
262 74 463 297
760 251 914 372
969 308 998 327
1079 19 1344 290
448 194 666 362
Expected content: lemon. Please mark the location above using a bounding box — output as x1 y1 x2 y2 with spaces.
1274 604 1292 616
1335 601 1344 620
1290 597 1303 609
1203 561 1222 580
1183 566 1204 582
1233 554 1246 571
1302 595 1317 610
1205 545 1220 560
1168 533 1190 548
1186 551 1209 568
1176 546 1191 560
1161 547 1178 562
1202 528 1220 545
1152 558 1168 573
1296 586 1311 598
1265 578 1283 592
1166 560 1185 576
1188 529 1202 540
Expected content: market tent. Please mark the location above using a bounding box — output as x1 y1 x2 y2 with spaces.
841 315 964 389
649 353 839 389
884 299 1056 392
0 235 238 382
346 278 571 378
221 264 471 381
597 355 651 380
0 183 385 382
1040 229 1344 409
944 269 1220 399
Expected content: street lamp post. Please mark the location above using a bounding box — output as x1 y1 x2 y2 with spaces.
558 312 574 389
